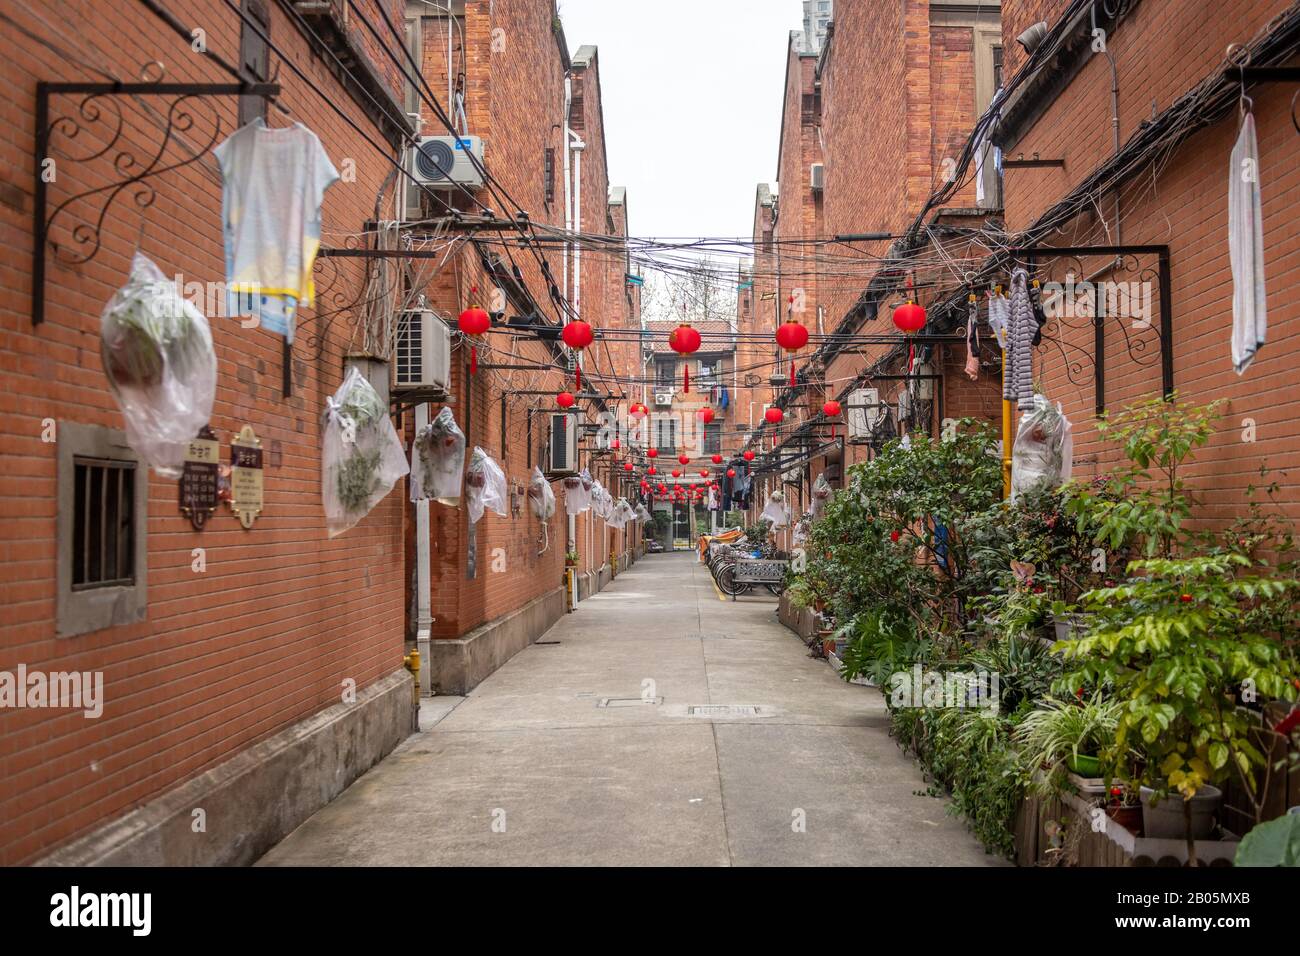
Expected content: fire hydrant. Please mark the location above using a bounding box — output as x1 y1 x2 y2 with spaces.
403 648 420 707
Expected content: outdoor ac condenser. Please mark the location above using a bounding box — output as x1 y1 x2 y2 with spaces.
547 412 579 477
410 135 486 188
393 309 451 392
846 387 880 439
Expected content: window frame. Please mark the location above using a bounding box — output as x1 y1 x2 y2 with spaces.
57 422 149 637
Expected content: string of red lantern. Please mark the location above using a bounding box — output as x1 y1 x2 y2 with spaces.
668 323 701 393
561 319 594 390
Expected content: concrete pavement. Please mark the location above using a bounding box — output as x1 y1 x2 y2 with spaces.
258 552 1003 866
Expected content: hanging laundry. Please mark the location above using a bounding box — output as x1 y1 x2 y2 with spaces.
986 289 1010 348
964 295 981 381
1229 111 1267 374
1029 279 1048 346
1004 268 1036 411
214 119 339 342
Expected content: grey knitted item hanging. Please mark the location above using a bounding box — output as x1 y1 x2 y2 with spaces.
1007 268 1036 411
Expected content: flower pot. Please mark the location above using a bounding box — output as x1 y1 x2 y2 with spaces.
1139 784 1223 841
1066 754 1102 776
1106 804 1143 835
1051 612 1089 642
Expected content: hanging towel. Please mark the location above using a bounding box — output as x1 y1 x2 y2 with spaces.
1229 112 1267 374
1005 268 1036 411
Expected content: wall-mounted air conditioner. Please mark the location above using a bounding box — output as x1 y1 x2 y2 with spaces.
810 163 825 191
654 390 674 407
846 387 880 439
410 135 485 188
393 309 451 392
546 413 578 477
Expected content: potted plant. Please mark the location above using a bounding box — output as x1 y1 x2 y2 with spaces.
1105 783 1143 834
1013 691 1122 795
564 550 578 568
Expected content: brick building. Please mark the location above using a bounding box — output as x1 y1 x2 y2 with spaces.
993 0 1300 524
0 0 636 865
741 0 1006 526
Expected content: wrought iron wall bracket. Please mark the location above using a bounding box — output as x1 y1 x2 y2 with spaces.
32 79 280 326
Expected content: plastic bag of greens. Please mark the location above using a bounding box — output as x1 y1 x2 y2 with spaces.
410 407 465 506
608 498 636 530
99 252 217 477
634 502 652 522
465 447 507 523
563 471 591 515
1011 395 1070 501
760 490 789 529
527 466 556 520
591 482 613 521
322 366 409 536
811 472 832 518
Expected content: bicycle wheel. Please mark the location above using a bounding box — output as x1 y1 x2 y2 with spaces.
716 564 744 596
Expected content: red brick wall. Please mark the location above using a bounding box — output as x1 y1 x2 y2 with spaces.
0 0 409 863
999 0 1300 523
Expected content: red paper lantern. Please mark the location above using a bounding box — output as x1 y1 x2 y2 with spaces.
765 406 784 424
697 406 715 424
647 466 657 475
668 324 702 392
823 399 843 441
672 469 682 478
557 391 575 408
775 319 809 386
892 300 927 372
612 438 620 450
727 469 736 478
623 462 634 472
678 454 689 465
561 319 594 389
657 483 668 494
892 301 927 334
698 469 709 477
743 450 755 462
629 402 648 420
457 292 491 375
711 454 723 464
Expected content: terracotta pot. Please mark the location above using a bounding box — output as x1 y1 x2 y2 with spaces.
1106 805 1143 835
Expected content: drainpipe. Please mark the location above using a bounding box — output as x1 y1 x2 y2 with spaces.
414 403 432 696
571 135 586 318
563 73 573 304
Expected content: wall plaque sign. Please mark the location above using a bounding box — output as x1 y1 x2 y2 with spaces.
179 425 219 530
229 425 264 529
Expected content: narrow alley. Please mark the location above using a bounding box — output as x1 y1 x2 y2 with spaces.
259 552 997 867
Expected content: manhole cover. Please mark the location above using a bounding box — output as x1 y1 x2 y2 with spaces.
690 632 730 640
688 704 764 718
598 697 664 708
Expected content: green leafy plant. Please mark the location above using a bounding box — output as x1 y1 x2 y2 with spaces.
1014 692 1123 795
1235 812 1300 867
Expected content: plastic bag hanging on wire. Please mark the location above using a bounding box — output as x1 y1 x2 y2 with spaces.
761 489 789 529
99 252 217 477
410 407 466 506
793 512 812 547
564 470 591 515
591 482 613 521
465 447 507 523
608 498 634 530
322 366 410 537
528 466 556 521
1010 395 1072 502
811 472 832 519
634 502 652 522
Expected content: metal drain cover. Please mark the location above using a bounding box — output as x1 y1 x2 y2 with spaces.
598 697 664 708
688 704 765 718
690 632 730 640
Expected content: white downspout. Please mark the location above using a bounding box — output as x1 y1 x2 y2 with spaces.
414 403 432 696
563 74 573 304
572 136 586 319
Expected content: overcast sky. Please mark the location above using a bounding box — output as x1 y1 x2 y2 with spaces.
557 0 805 241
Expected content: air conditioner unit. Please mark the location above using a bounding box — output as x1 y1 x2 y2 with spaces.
846 387 880 440
654 390 674 407
810 163 825 191
546 412 579 476
410 135 485 188
392 309 451 392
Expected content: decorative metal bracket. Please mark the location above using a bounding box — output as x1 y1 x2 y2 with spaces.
32 75 280 325
1009 244 1171 415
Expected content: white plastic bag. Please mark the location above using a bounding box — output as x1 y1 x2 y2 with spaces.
410 407 465 506
1011 395 1070 501
323 366 410 537
811 472 832 519
466 447 507 523
591 482 613 521
528 466 556 520
609 498 636 530
100 252 216 477
634 502 652 522
761 490 789 529
564 472 591 515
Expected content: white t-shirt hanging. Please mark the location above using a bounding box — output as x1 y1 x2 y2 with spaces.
214 119 339 342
